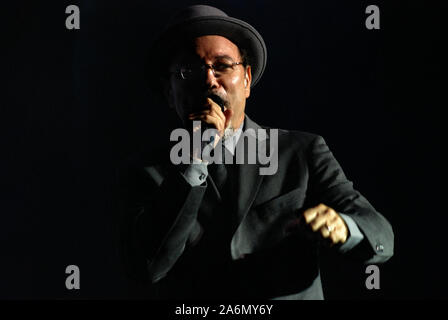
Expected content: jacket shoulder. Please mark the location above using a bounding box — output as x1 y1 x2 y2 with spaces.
260 124 323 152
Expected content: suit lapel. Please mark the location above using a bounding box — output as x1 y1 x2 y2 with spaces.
234 115 268 224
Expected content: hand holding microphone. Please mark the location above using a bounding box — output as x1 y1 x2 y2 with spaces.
189 96 232 137
187 96 233 162
188 97 232 131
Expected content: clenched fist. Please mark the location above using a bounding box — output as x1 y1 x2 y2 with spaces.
302 203 348 245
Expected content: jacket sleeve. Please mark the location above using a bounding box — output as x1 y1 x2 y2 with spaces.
121 159 206 284
306 135 394 264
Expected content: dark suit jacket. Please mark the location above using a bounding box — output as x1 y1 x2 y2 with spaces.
120 115 394 300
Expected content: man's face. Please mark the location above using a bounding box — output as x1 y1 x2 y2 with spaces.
166 35 252 130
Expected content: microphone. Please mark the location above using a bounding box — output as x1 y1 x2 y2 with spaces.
207 93 226 112
202 94 227 149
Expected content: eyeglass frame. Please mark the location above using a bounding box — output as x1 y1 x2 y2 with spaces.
169 61 245 80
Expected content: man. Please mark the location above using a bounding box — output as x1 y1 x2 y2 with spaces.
121 5 394 300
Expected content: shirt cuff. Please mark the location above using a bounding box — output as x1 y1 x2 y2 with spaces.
338 213 365 253
180 160 209 187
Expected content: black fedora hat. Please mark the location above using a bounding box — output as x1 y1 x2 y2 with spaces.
148 5 267 90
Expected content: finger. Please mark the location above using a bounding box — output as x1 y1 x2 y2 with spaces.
189 99 222 116
309 213 327 231
188 113 223 130
329 228 345 244
198 114 222 131
338 229 348 243
329 215 348 240
318 222 345 245
205 97 217 107
309 208 334 231
303 207 320 224
188 109 213 118
205 97 225 117
337 215 349 231
209 102 226 121
189 108 225 129
188 111 219 121
200 100 225 119
207 114 225 131
189 109 225 127
211 109 226 129
327 214 348 243
192 114 225 131
319 217 337 234
319 225 331 239
304 203 329 221
334 223 348 244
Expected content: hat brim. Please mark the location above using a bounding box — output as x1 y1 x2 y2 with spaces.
148 15 267 91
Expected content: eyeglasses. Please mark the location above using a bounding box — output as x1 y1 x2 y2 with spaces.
171 61 244 80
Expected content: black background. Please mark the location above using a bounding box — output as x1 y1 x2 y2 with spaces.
2 0 443 299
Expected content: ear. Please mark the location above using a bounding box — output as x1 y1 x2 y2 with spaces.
244 65 252 98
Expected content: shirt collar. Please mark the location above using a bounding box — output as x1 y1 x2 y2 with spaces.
223 119 244 155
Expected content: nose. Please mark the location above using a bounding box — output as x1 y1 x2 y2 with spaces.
204 66 219 89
